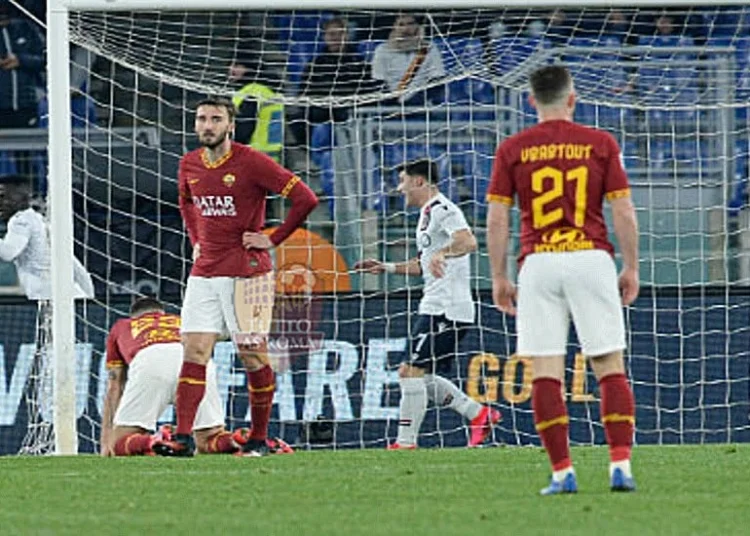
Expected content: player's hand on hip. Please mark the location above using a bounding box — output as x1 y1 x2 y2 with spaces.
429 251 446 279
243 232 274 250
492 276 517 316
192 243 200 261
353 258 385 274
618 267 640 306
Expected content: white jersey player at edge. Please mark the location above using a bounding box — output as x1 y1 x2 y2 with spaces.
356 159 501 449
0 174 94 300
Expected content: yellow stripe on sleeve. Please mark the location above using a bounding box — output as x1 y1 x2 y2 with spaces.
486 193 514 206
606 188 631 201
280 175 301 198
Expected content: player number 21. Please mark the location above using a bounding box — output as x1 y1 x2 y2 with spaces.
531 165 588 229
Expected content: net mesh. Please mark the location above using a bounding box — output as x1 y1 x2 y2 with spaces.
6 5 750 454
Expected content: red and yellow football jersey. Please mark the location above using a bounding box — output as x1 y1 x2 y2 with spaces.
178 141 301 278
105 312 181 369
487 119 630 264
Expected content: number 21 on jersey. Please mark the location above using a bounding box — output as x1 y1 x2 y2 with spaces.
531 165 588 229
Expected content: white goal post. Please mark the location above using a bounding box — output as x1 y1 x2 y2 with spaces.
44 0 750 454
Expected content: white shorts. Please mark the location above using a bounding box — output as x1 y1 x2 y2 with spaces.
113 342 224 431
181 273 275 336
516 250 626 357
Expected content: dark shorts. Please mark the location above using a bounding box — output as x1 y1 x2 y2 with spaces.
408 314 472 374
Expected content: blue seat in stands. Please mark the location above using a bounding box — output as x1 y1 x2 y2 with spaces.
453 142 493 211
358 40 384 63
286 41 323 89
637 35 699 126
445 78 495 120
490 37 550 74
310 123 335 217
706 36 750 121
273 12 333 45
621 141 641 171
436 37 484 75
565 37 632 130
0 152 18 176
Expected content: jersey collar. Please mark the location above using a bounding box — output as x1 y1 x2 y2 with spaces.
200 147 233 169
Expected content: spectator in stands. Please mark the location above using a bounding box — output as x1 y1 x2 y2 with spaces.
655 12 677 39
371 13 445 105
229 11 286 163
231 78 285 163
0 1 44 128
299 17 381 276
301 17 380 125
536 9 572 46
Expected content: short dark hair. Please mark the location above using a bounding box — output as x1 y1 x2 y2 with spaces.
529 65 573 106
399 158 439 183
130 296 164 316
196 96 236 121
324 17 347 30
395 12 423 26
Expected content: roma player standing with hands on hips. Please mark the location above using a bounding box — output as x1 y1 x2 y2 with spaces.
162 97 318 457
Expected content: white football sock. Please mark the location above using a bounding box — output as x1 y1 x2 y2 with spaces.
396 377 427 446
553 466 575 483
424 374 482 420
610 459 632 479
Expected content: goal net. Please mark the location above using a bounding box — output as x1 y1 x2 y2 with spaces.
7 2 750 454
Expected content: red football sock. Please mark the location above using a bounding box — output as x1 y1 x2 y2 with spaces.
203 431 238 454
247 365 275 440
113 433 153 456
599 373 635 462
175 362 207 435
532 378 572 472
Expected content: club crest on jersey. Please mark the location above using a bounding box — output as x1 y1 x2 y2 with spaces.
535 227 594 253
222 173 236 187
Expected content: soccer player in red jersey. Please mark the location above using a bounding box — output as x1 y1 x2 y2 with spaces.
100 297 238 456
168 97 318 457
486 66 639 494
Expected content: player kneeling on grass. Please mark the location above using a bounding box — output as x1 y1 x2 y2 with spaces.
356 159 501 450
487 65 638 494
100 297 292 456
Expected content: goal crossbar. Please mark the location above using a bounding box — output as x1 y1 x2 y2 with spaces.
59 0 750 11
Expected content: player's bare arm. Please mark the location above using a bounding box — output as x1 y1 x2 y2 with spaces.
429 229 477 278
487 202 516 315
100 366 127 456
610 195 640 305
354 257 422 275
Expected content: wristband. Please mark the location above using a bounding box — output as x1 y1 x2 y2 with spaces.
384 263 397 274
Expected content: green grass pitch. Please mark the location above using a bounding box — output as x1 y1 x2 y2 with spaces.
1 445 748 535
